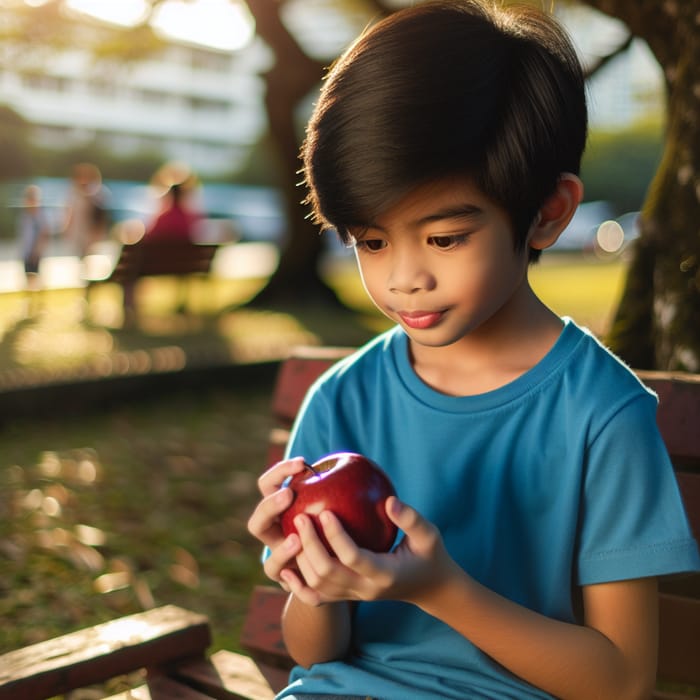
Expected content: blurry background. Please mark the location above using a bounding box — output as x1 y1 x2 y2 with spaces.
0 0 664 282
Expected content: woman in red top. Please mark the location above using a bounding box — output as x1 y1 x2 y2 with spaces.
146 183 201 241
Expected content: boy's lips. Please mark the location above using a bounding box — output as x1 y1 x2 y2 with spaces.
398 310 445 329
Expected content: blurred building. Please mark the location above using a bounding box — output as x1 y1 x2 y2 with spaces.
0 23 271 177
0 0 663 183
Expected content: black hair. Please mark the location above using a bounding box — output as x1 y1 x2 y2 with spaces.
301 0 588 262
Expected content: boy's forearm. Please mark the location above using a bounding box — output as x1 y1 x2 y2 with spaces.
281 594 353 669
412 569 656 700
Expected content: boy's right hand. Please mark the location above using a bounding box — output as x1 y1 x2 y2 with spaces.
247 457 307 587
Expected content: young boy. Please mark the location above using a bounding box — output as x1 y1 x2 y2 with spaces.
247 2 700 698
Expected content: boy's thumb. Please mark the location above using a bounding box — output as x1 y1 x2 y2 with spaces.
386 496 437 548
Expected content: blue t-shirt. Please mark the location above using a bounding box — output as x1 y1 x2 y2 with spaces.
277 319 700 700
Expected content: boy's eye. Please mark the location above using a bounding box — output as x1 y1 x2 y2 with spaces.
355 238 386 252
429 234 468 250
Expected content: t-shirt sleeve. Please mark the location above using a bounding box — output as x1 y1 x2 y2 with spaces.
577 392 700 584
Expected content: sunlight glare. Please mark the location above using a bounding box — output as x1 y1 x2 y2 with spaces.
66 0 150 27
151 0 255 51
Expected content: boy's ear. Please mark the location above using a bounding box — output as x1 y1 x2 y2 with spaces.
528 174 584 251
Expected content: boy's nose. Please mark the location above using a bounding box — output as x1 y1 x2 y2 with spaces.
388 253 435 294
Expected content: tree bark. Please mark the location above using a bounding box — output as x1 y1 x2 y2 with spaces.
242 0 394 307
582 0 700 370
240 0 336 305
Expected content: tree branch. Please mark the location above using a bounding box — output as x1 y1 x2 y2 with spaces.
583 32 633 80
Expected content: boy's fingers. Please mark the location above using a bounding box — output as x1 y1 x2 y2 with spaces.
281 569 323 607
257 457 306 496
320 511 367 569
247 487 294 542
386 497 439 553
262 533 301 581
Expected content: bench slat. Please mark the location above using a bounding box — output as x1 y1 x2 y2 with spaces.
270 347 353 428
105 241 219 282
637 370 700 466
104 673 217 699
657 593 700 688
0 605 210 700
174 650 279 700
239 586 290 671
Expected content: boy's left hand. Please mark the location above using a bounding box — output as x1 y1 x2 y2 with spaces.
280 496 460 607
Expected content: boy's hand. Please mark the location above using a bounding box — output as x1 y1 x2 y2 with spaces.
246 457 307 586
281 496 461 607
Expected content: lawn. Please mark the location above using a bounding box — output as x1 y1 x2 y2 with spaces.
0 252 628 691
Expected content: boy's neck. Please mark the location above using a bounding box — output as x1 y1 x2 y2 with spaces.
407 292 563 397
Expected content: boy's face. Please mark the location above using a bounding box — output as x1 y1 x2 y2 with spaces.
351 176 533 350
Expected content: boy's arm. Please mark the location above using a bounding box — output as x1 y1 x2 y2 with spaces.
410 544 659 700
291 500 658 700
281 594 353 668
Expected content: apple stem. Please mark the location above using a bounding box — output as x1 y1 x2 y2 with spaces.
304 462 320 477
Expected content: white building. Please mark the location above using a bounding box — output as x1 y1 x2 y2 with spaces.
0 17 271 177
0 1 663 183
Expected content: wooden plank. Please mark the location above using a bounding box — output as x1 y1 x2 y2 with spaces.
0 605 211 700
270 348 353 428
637 371 700 465
657 593 700 688
92 241 219 285
239 586 290 670
104 673 217 699
174 650 281 700
676 472 700 542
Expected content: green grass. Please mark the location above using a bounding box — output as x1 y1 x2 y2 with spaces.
1 386 273 657
0 253 629 691
529 253 628 337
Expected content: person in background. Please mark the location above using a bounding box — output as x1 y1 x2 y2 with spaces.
145 182 201 242
17 184 50 295
63 162 110 259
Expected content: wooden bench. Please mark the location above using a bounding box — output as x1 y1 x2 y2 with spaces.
85 238 220 312
1 348 698 699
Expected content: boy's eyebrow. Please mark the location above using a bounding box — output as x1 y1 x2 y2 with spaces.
418 204 484 225
366 204 484 232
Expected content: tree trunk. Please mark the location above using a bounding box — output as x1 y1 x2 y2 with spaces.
242 0 394 308
242 0 341 306
582 0 700 370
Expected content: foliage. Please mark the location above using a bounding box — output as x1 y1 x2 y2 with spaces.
0 105 32 181
581 119 664 214
0 386 273 656
30 140 166 183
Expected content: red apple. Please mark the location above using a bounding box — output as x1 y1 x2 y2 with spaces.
280 452 397 554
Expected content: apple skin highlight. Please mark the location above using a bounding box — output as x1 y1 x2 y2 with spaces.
280 452 398 554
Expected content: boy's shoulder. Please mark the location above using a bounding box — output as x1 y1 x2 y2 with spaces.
551 320 658 427
312 327 402 391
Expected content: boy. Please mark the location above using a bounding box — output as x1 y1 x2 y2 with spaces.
247 2 700 698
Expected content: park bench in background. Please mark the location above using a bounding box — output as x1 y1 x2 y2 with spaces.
84 237 221 313
0 349 698 699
